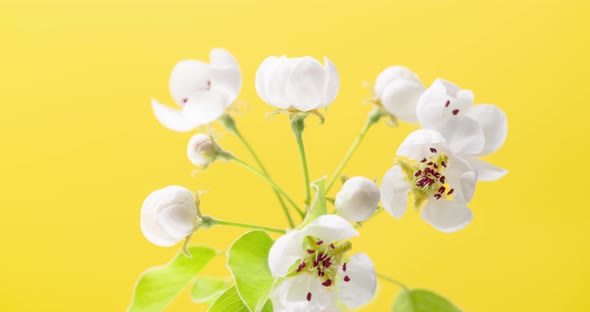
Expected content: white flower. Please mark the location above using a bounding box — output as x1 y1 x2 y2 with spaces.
152 48 242 132
186 133 214 166
268 215 376 311
373 66 425 122
380 129 477 233
416 79 508 181
335 177 380 222
140 186 197 246
255 55 339 112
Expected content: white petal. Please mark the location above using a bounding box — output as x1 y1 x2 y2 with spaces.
416 81 448 129
303 215 359 243
209 48 239 67
156 198 197 239
380 79 425 122
374 66 420 99
466 157 508 181
151 99 200 132
338 253 377 309
286 56 327 111
169 60 211 106
141 193 178 247
465 104 507 155
186 133 213 166
181 90 229 126
335 177 380 222
283 274 339 312
255 56 280 105
432 78 461 98
396 129 448 160
262 56 292 109
380 166 410 219
439 116 485 156
421 200 473 233
268 230 306 277
319 57 339 108
444 157 477 203
210 66 241 103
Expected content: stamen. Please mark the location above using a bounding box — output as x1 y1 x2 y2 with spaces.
447 189 454 195
452 109 459 115
182 98 188 104
414 170 422 177
330 243 335 249
445 100 450 107
322 279 332 287
344 276 351 282
307 292 312 301
307 249 315 254
438 186 446 194
342 262 347 272
421 158 427 163
434 194 442 200
441 161 447 168
430 147 437 153
316 240 323 245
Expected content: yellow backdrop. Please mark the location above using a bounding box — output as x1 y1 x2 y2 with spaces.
1 0 589 311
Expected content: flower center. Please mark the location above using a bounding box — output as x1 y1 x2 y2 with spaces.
295 236 352 291
412 148 453 200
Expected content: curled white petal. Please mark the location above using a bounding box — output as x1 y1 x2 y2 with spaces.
338 253 377 309
302 215 359 243
182 90 230 126
466 157 508 181
396 129 448 161
319 57 340 108
374 66 421 99
421 200 473 233
151 99 200 132
209 48 239 67
444 157 477 203
168 60 211 107
335 177 380 222
286 56 327 111
140 186 197 246
380 79 425 122
380 166 410 219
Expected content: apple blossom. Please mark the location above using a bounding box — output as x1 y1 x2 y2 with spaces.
151 48 242 132
373 66 425 122
380 129 477 233
268 215 376 311
335 176 380 222
255 55 339 112
416 79 508 181
140 186 198 247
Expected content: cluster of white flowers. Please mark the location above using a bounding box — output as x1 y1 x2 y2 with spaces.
138 48 507 311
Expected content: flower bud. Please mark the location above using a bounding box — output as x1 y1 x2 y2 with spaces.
140 185 198 247
187 134 216 166
374 66 425 123
335 176 380 222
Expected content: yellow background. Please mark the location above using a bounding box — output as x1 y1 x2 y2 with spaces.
1 0 589 311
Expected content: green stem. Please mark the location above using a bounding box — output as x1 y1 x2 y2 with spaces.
291 117 311 207
326 107 386 193
222 115 303 219
377 272 409 290
212 218 286 234
231 156 299 228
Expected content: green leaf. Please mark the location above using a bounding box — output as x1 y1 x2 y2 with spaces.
308 178 327 220
191 277 230 303
392 289 462 312
128 246 216 312
208 286 273 312
227 230 277 312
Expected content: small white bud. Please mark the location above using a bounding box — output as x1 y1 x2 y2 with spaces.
374 66 425 123
140 185 197 247
187 134 215 166
335 176 380 222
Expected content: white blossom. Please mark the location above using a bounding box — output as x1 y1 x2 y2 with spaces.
380 129 477 233
140 186 197 246
268 215 376 311
152 48 241 132
255 55 339 112
374 66 425 122
186 133 215 166
416 79 507 181
335 177 380 222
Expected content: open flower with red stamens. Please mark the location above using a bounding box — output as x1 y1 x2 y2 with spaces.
268 215 376 311
380 129 478 233
151 48 241 132
416 79 508 181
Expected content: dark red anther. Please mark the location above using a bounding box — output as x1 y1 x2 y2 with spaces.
344 276 351 282
297 261 306 272
440 176 446 183
322 279 332 287
182 98 188 104
438 186 446 194
421 158 427 163
307 292 312 301
452 109 459 115
434 194 442 200
430 147 437 153
342 262 347 272
307 249 315 254
330 243 335 249
427 161 433 165
447 188 454 195
206 80 211 89
445 100 450 107
316 240 323 245
441 161 447 168
414 170 422 177
433 163 438 169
